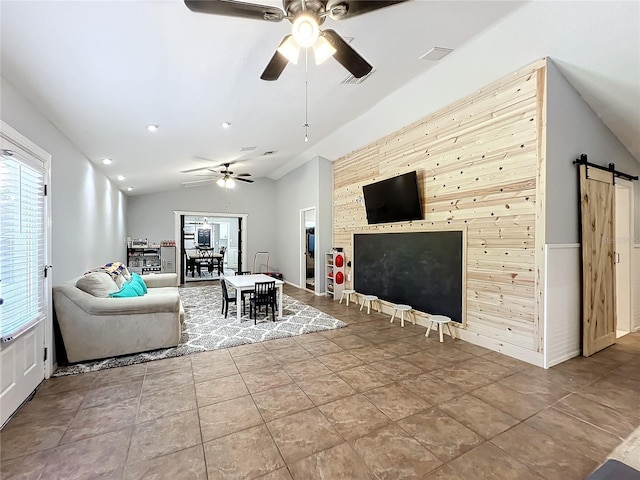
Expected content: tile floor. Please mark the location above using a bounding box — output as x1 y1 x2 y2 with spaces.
2 285 640 480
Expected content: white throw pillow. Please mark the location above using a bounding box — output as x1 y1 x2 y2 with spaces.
76 272 119 297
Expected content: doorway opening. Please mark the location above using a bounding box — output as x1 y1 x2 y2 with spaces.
174 211 247 285
615 179 634 338
301 207 316 292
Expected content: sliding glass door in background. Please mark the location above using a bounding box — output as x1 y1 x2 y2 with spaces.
0 123 52 427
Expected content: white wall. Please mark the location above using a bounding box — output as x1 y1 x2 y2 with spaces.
316 156 333 294
546 60 640 244
1 77 127 286
126 179 279 274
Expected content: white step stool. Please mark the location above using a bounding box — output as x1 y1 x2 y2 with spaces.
339 289 357 306
390 304 414 327
425 315 456 342
359 295 380 314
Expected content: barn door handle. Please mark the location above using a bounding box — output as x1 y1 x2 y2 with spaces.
614 252 620 264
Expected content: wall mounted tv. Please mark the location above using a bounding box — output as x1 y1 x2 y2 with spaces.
362 171 423 224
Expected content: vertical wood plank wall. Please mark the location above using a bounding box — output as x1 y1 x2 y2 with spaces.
333 60 546 365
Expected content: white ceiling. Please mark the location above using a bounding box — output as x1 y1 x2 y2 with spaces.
1 1 638 195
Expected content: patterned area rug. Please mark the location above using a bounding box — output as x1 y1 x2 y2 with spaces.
53 284 346 376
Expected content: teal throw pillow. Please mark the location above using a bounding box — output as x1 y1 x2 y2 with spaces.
131 272 148 294
109 281 140 298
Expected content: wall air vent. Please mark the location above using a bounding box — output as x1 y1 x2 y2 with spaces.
340 69 376 85
419 47 453 61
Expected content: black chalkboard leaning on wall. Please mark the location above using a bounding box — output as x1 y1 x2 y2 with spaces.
353 231 463 323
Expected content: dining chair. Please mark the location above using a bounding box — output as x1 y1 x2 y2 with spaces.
220 277 237 319
250 280 276 324
234 271 252 315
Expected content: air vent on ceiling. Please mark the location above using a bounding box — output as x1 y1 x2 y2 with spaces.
419 47 453 61
340 69 376 85
240 146 257 152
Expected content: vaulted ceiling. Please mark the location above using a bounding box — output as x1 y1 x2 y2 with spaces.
1 1 638 195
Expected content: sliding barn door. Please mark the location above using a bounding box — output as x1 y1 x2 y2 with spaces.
579 165 616 356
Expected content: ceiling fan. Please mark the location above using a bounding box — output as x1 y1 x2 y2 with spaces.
182 162 254 188
184 0 409 81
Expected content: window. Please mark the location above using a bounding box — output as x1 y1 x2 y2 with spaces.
0 149 46 342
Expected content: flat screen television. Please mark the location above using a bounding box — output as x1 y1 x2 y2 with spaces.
362 171 423 224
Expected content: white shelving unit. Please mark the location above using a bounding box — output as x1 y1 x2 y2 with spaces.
325 250 345 300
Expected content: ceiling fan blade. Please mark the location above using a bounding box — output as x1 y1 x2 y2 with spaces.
234 177 254 183
181 166 216 173
261 36 291 81
323 29 373 79
184 0 284 21
327 0 408 20
236 173 252 176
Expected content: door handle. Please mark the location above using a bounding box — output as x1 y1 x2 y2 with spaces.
614 252 621 264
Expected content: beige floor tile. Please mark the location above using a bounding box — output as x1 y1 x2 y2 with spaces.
81 379 143 409
203 425 285 480
136 382 197 423
481 352 532 371
0 448 52 480
447 443 543 480
555 393 640 439
399 351 450 372
319 394 390 440
233 351 279 373
522 364 603 391
283 358 333 381
124 444 207 480
363 382 430 421
92 364 147 388
578 376 640 418
377 339 425 356
0 412 75 461
421 345 474 363
266 408 343 464
142 368 194 394
470 382 550 421
192 358 239 384
491 423 598 480
256 467 293 480
452 342 493 357
289 443 374 480
316 351 365 372
228 342 267 358
41 427 133 480
399 374 465 405
455 356 515 381
252 383 314 422
397 408 484 463
367 358 424 381
439 395 519 439
262 337 301 351
190 348 233 365
194 373 249 407
430 366 494 393
348 346 396 363
525 407 624 463
297 373 357 405
337 365 393 392
301 339 344 356
497 372 572 404
293 332 328 346
35 372 97 396
423 465 466 480
128 410 201 462
145 355 192 375
61 396 139 444
269 346 314 364
8 387 85 426
198 394 263 442
351 424 442 480
241 365 293 393
552 356 616 378
330 334 375 350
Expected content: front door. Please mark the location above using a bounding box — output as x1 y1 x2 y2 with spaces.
579 164 616 356
0 128 50 426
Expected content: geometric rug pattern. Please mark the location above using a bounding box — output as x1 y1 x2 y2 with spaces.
53 283 346 376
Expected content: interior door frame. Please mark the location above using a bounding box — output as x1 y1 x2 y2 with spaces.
300 206 316 292
614 178 635 335
174 211 247 285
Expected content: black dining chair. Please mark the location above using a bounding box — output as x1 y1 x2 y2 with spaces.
220 278 237 319
235 271 253 314
250 280 276 324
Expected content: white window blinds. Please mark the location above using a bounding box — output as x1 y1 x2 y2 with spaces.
0 150 46 342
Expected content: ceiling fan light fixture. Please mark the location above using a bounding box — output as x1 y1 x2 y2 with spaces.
225 178 235 188
276 35 301 64
216 178 226 187
292 14 319 48
313 35 336 65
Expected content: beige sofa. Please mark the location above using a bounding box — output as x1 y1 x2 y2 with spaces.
53 272 184 363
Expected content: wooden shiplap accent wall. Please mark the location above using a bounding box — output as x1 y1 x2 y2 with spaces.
333 60 546 357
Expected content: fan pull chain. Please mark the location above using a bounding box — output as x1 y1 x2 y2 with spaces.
304 49 310 143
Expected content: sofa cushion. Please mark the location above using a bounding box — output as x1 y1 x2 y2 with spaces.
109 281 141 298
76 272 119 298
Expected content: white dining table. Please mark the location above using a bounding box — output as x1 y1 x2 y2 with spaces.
223 274 284 323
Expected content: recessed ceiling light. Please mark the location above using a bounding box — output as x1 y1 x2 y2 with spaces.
419 47 453 61
146 124 159 132
117 175 125 181
221 122 231 129
102 158 113 165
127 187 133 191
